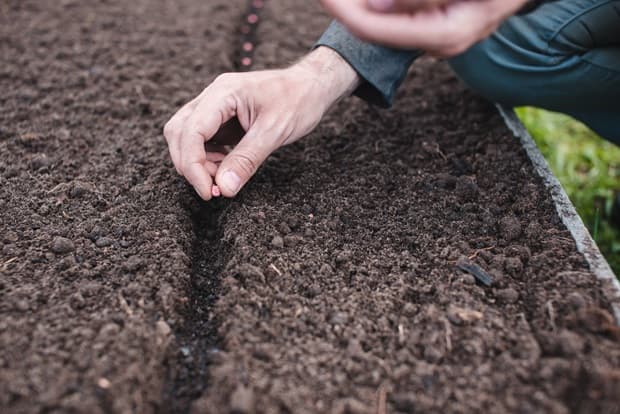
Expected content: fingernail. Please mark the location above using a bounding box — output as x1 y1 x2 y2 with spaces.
212 185 221 197
368 0 394 11
222 170 241 194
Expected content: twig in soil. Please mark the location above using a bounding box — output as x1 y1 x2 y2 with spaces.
118 293 133 316
546 300 557 331
442 317 453 352
456 259 493 287
1 257 18 271
397 324 405 345
375 382 388 414
468 246 494 260
433 143 448 161
269 263 282 276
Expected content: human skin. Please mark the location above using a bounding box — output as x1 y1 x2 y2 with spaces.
163 46 360 200
320 0 529 56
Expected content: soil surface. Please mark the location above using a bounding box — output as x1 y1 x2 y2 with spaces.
1 1 619 414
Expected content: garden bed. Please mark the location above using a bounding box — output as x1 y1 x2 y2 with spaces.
1 1 619 413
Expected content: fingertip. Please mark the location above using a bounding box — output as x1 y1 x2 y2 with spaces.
184 162 214 201
216 170 242 198
212 185 221 197
196 187 212 201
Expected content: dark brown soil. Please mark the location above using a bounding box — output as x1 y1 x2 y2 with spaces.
1 1 619 414
0 0 239 412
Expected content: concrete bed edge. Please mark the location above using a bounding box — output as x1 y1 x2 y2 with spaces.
497 105 620 325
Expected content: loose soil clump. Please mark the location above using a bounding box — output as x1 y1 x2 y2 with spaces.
1 1 619 413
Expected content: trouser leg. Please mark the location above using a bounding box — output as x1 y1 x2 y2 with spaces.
449 0 620 144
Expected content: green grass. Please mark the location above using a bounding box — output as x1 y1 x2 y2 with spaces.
515 107 620 276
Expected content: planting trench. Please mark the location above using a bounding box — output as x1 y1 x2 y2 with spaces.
1 1 619 413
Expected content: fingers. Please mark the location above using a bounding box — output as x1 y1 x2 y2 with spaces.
163 97 200 174
179 100 233 199
164 76 242 200
215 120 277 198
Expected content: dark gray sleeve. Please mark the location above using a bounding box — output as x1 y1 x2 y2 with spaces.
315 20 422 108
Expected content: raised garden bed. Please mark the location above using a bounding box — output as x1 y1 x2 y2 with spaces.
1 1 619 413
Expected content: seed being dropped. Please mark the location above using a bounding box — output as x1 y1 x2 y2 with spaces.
97 378 111 389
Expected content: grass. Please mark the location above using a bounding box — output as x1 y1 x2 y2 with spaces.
515 107 620 276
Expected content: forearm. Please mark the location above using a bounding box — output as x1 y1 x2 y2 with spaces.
295 45 361 110
314 20 422 107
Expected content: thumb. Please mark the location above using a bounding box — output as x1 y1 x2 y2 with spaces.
215 123 277 198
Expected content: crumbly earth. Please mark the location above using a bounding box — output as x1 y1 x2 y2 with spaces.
1 1 619 414
0 0 239 412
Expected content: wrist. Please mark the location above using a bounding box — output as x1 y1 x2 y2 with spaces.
294 46 360 108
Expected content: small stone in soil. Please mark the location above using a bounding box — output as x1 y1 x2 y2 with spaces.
496 287 519 304
499 215 522 241
455 176 479 201
329 311 348 325
51 236 75 254
156 320 171 337
95 237 114 248
16 299 29 312
3 231 19 243
271 235 284 248
504 256 524 276
70 181 96 198
122 255 144 273
30 153 51 171
566 292 586 309
278 222 291 235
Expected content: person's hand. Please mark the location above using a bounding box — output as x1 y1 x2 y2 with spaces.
163 47 359 200
320 0 528 56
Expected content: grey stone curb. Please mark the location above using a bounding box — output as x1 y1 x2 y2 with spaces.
498 106 620 324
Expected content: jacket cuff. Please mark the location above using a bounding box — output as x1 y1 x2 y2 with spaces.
314 20 422 107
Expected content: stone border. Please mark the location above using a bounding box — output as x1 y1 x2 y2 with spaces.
498 106 620 324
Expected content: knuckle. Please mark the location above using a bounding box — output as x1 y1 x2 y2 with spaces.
231 152 258 177
163 120 178 140
214 72 236 85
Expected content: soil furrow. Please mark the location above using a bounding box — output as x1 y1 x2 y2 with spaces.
160 198 231 413
160 1 268 410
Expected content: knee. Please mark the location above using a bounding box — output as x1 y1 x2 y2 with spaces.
448 37 536 107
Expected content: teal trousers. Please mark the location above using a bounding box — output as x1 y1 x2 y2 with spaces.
317 0 620 144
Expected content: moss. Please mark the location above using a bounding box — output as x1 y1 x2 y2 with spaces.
516 107 620 275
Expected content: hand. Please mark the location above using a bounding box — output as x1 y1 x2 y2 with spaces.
163 47 359 200
320 0 528 56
